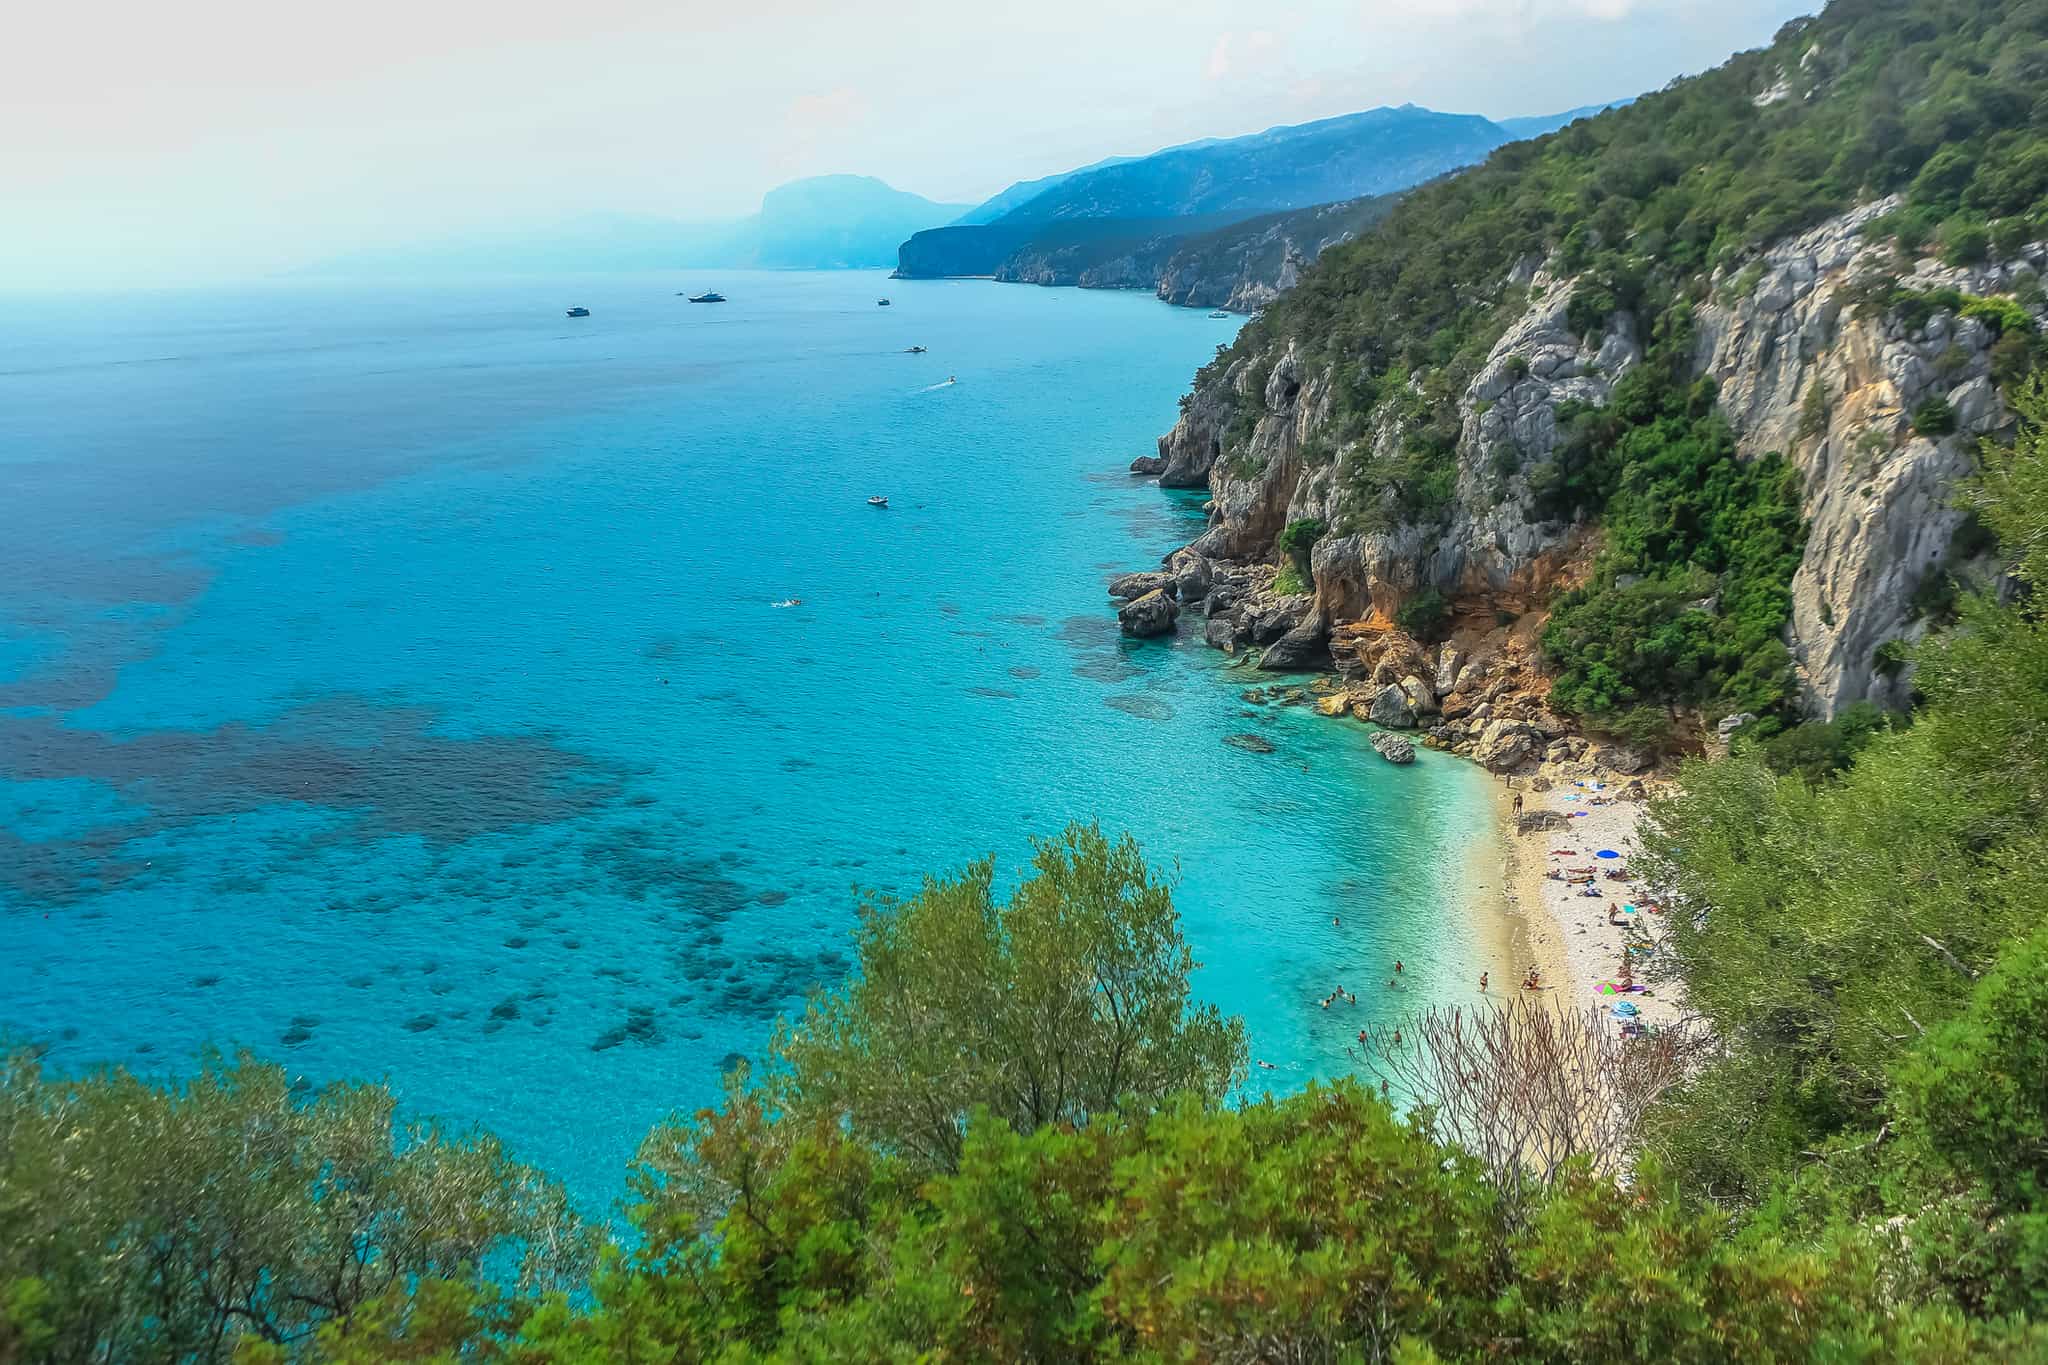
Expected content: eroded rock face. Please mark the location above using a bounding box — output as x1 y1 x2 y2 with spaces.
1258 613 1331 672
1690 196 2033 712
1161 279 1633 637
1150 196 2041 724
1117 589 1179 637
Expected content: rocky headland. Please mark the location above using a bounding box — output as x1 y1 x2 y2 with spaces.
1109 196 2040 777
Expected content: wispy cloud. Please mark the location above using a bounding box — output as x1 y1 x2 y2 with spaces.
1205 29 1286 82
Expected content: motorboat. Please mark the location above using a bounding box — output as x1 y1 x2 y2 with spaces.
566 306 590 317
1208 309 1230 319
906 345 927 353
877 298 892 306
687 291 727 304
866 495 889 508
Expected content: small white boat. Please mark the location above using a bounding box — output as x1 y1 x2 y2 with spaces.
866 495 889 508
773 598 801 608
1208 309 1230 319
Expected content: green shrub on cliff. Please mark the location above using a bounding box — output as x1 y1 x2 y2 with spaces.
1394 587 1452 642
1540 365 1807 722
1274 517 1325 594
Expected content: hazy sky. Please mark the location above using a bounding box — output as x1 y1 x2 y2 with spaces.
8 0 1815 288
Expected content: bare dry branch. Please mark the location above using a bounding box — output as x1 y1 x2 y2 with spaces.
1363 998 1710 1204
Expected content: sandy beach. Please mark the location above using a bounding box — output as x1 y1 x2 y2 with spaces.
1493 772 1684 1032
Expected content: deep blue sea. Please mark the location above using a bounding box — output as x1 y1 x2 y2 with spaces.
0 270 1495 1204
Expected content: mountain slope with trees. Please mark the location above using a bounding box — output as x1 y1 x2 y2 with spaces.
895 102 1622 306
1149 0 2048 750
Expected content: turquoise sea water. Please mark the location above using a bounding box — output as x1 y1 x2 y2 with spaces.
0 270 1495 1203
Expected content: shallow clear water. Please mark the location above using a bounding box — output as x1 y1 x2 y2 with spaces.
0 271 1494 1203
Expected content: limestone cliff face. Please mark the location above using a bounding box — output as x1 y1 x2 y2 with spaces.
1692 198 2033 712
1159 282 1635 624
1153 196 1390 312
1141 199 2041 721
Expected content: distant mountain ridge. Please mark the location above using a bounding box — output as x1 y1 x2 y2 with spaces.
987 105 1511 227
897 100 1626 307
949 155 1144 226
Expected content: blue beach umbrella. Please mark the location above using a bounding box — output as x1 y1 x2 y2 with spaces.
1613 1000 1641 1017
1595 849 1621 859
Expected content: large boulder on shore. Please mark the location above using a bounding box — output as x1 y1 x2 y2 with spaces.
1590 741 1654 775
1108 571 1175 601
1516 809 1571 835
1400 674 1437 715
1129 454 1167 476
1472 719 1542 772
1248 596 1311 645
1118 589 1179 637
1370 731 1416 764
1167 550 1213 602
1366 683 1418 729
1203 613 1247 651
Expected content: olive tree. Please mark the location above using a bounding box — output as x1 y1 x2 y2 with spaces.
0 1049 592 1362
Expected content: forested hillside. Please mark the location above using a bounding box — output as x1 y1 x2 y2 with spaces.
894 102 1602 302
1158 0 2048 747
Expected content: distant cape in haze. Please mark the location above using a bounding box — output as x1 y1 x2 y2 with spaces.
301 175 967 276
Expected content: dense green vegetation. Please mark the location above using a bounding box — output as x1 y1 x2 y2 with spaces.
1394 586 1453 642
1274 517 1325 595
0 1051 592 1361
1539 365 1809 727
1201 0 2048 726
1634 380 2048 1276
1740 699 1904 784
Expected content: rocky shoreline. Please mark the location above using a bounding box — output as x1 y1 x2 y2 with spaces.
1108 545 1658 780
1105 522 1675 1022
